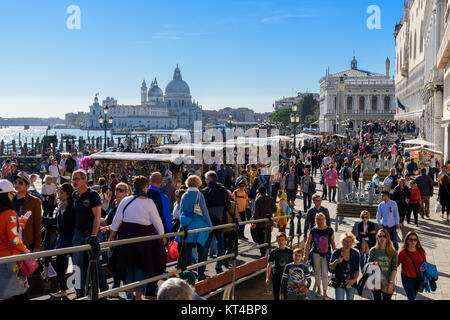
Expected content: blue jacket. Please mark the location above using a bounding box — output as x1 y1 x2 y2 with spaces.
175 190 212 247
421 262 438 293
330 248 360 287
147 186 173 234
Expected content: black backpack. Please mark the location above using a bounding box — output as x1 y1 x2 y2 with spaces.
343 167 350 180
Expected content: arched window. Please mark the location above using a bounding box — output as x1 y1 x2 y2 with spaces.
384 96 390 111
359 96 365 111
372 96 378 112
347 96 353 112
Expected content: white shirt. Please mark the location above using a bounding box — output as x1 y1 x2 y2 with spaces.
48 164 62 178
110 196 164 235
42 183 57 195
323 156 331 166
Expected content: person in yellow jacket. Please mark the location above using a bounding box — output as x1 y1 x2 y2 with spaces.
275 190 289 233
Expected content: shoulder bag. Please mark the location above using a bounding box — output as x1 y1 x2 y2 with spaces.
0 233 39 278
194 192 203 216
405 250 426 293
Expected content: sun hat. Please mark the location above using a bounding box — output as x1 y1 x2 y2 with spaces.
0 179 17 194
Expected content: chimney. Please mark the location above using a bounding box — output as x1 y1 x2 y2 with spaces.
386 57 390 77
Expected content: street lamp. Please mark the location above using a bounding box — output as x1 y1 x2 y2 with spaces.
228 114 233 130
98 105 113 151
290 105 301 156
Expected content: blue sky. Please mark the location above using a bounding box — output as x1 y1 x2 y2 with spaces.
0 0 404 118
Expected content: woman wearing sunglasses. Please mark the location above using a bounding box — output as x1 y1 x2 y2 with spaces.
356 210 377 270
368 229 398 300
397 231 426 300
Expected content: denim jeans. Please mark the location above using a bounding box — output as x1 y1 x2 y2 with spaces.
401 275 418 301
359 252 368 272
71 229 108 298
126 267 148 293
238 211 246 237
55 235 72 291
186 242 208 278
385 226 399 250
335 286 356 300
210 229 225 272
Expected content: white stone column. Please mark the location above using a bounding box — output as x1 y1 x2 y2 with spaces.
434 89 444 154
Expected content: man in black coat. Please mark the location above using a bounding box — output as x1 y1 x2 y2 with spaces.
202 171 231 274
253 186 277 257
415 168 434 218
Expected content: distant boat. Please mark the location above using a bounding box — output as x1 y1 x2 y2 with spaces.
24 125 30 130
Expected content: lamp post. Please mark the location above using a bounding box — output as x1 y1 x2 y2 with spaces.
98 106 113 152
228 114 233 130
290 105 301 157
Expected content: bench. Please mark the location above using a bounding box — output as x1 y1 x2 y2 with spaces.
336 204 377 231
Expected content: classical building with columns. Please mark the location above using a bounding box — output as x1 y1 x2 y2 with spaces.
395 0 446 158
318 56 395 133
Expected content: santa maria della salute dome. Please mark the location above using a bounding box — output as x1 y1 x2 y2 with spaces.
87 65 202 130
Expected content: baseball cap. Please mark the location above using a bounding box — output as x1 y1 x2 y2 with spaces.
0 180 17 194
15 171 32 185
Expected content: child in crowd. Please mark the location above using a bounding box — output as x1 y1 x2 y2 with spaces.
41 175 57 217
280 248 311 300
266 232 293 300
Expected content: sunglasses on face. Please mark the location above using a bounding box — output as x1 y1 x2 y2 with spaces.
408 238 418 242
13 181 24 186
116 188 125 193
362 216 368 219
378 235 387 239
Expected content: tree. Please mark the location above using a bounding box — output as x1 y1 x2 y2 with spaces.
269 107 292 126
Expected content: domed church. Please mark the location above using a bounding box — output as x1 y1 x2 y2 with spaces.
140 65 202 129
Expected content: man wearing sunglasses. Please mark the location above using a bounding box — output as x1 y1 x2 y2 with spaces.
376 191 400 250
12 171 42 252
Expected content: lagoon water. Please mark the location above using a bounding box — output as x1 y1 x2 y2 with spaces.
0 126 116 144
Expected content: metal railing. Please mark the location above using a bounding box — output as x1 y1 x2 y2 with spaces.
0 212 302 300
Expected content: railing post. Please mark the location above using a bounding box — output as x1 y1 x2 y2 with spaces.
296 212 302 246
231 217 240 300
289 212 295 249
264 216 272 260
178 226 189 272
86 235 101 300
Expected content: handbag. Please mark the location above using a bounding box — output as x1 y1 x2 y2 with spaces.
405 250 426 293
0 234 39 278
167 241 179 262
194 192 203 216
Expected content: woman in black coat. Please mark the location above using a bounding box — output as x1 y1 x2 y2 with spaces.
439 174 450 222
42 183 76 298
392 178 411 225
356 210 377 270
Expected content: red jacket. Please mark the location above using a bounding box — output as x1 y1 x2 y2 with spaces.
409 187 421 204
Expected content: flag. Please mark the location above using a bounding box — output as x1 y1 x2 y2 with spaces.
397 98 406 111
157 136 162 144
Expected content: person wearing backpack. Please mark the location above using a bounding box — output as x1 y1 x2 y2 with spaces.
65 154 76 177
339 162 352 196
383 168 399 197
304 212 336 299
300 169 314 213
397 231 427 300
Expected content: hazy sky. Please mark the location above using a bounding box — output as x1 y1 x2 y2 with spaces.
0 0 404 118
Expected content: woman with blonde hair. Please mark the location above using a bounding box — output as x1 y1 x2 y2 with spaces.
329 232 360 300
356 210 377 270
304 212 336 299
274 190 288 233
367 229 398 300
175 175 212 281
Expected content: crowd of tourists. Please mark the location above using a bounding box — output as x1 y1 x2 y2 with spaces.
0 119 444 301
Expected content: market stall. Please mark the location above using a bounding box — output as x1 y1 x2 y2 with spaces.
83 152 191 184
